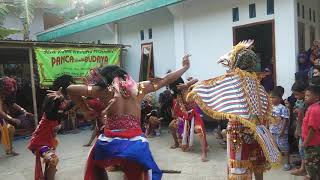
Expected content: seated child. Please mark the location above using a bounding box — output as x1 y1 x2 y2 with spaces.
145 109 161 138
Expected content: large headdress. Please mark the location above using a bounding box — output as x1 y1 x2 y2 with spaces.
218 39 257 72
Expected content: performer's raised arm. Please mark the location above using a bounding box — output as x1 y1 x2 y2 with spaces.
140 54 191 95
177 77 198 91
66 85 108 113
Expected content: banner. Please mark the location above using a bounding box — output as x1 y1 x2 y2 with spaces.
35 47 121 87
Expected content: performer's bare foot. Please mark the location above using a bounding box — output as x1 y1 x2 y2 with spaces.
106 166 116 172
83 144 92 147
206 146 210 152
303 175 311 180
106 165 120 172
170 143 179 149
146 135 155 138
219 141 226 145
291 168 307 176
187 147 194 152
6 151 19 156
201 154 209 162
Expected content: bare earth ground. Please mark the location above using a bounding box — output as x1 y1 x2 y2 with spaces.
0 129 303 180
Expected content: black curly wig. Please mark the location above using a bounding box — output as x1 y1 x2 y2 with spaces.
94 65 128 88
168 77 184 98
52 75 74 96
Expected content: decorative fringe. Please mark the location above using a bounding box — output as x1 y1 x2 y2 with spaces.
229 160 271 175
228 173 252 180
252 164 271 174
229 160 253 169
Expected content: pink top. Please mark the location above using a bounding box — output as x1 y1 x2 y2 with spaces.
302 103 320 146
105 114 141 130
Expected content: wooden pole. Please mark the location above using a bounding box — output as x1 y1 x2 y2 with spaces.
28 47 38 126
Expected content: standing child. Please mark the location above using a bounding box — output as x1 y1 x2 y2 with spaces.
290 81 308 176
301 77 320 180
270 89 291 171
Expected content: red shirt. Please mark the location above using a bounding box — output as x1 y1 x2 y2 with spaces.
302 103 320 146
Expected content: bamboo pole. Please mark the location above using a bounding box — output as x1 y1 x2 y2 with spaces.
28 47 38 126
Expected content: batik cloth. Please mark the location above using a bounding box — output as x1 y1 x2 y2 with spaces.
271 133 289 152
304 146 320 180
269 104 290 135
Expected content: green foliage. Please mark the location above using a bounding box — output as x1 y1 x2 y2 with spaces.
0 3 11 25
0 27 21 39
12 0 37 26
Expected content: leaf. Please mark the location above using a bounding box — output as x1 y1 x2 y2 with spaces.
0 3 10 25
0 27 21 39
13 0 37 25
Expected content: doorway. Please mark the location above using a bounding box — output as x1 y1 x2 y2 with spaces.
233 20 276 92
139 43 155 81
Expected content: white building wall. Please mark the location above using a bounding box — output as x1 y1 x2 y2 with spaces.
118 8 176 82
168 0 297 97
170 0 275 79
297 0 320 50
3 9 44 40
274 0 298 97
49 0 300 97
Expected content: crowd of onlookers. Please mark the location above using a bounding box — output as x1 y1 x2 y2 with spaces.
269 40 320 179
139 40 320 179
297 40 320 81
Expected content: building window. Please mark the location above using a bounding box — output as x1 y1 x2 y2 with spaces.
232 7 239 22
267 0 274 15
148 28 152 39
302 5 305 19
297 3 300 17
313 10 316 23
249 4 256 18
309 8 312 21
140 30 144 41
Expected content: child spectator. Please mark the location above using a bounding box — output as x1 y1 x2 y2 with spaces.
270 89 291 171
312 65 320 77
145 110 161 138
284 98 298 154
301 77 320 180
275 86 285 105
290 81 308 176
